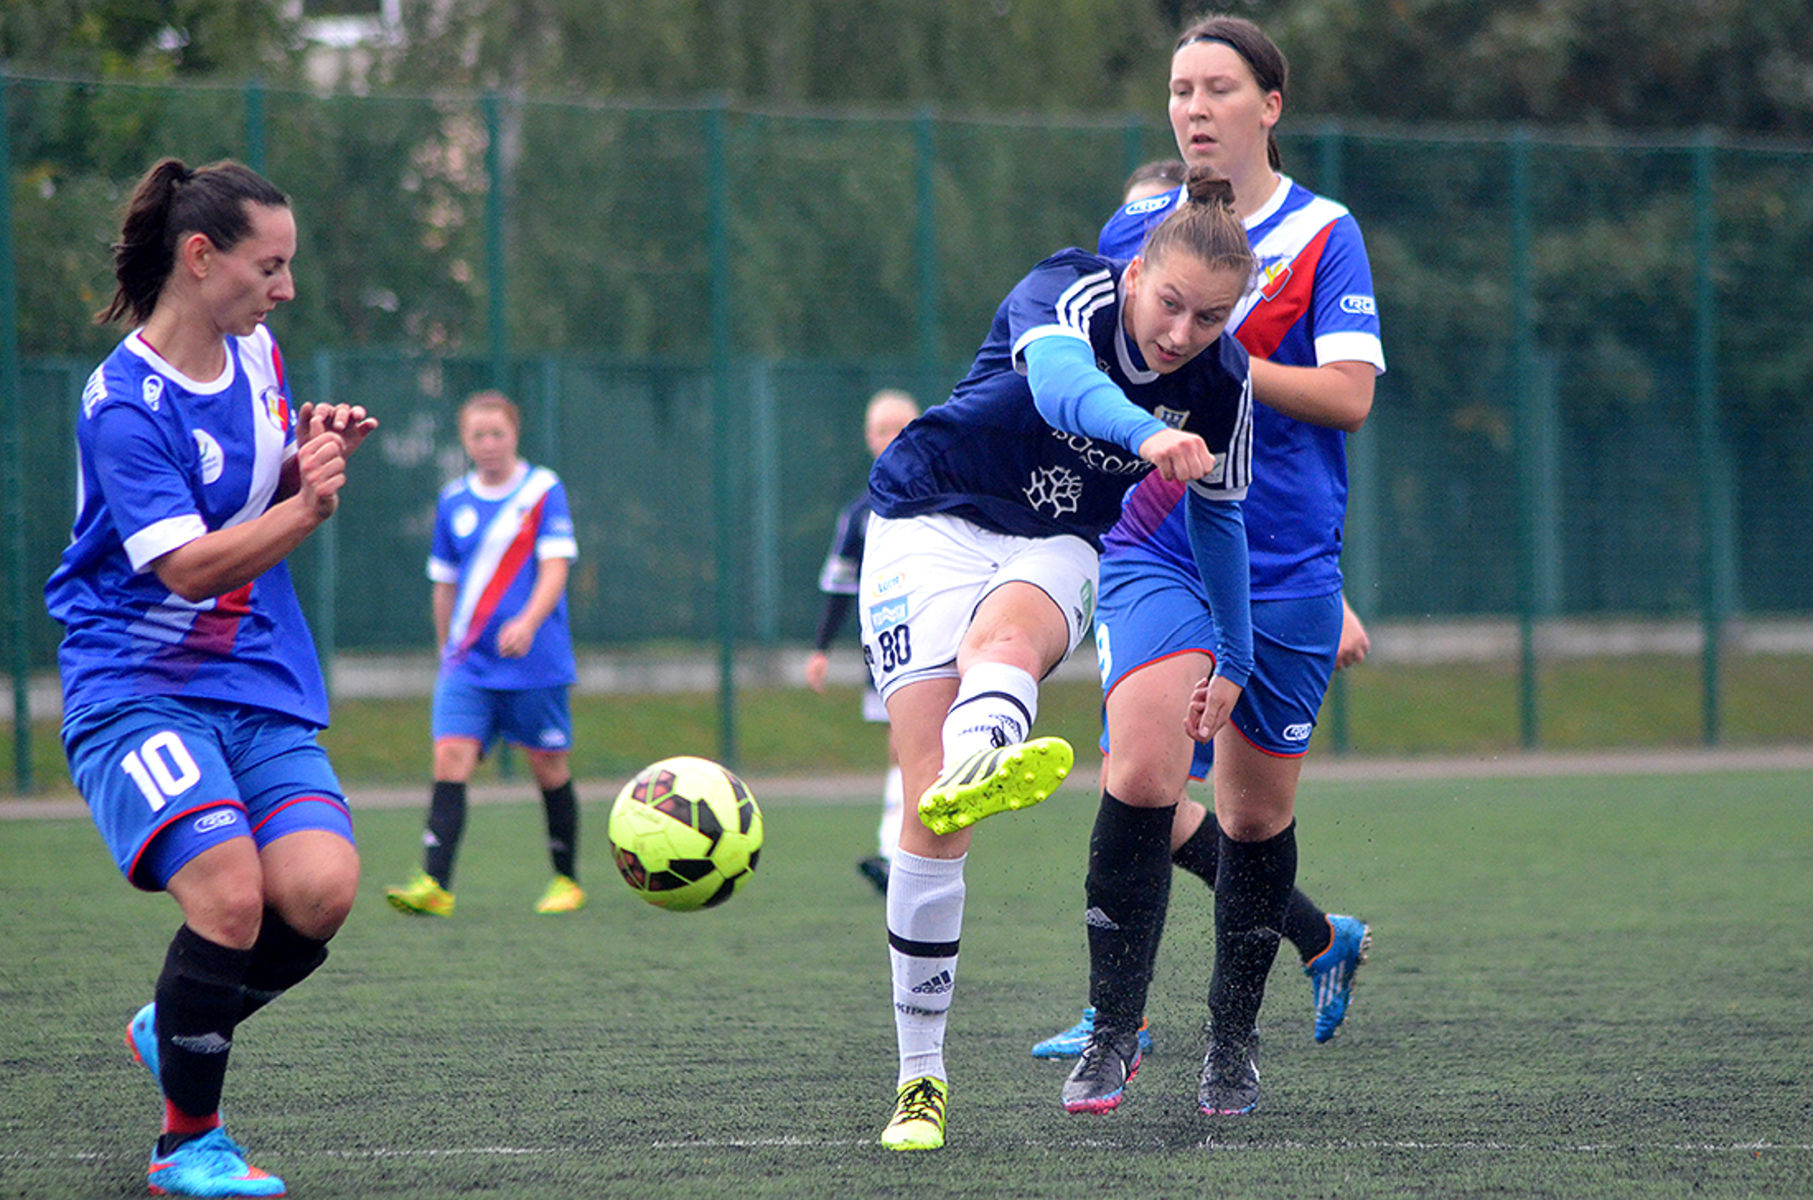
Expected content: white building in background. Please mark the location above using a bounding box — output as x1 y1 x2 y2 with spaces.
294 0 403 92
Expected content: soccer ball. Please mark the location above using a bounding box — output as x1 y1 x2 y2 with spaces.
608 756 763 912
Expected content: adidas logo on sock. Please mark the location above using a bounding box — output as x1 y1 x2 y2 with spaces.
1084 906 1120 931
911 969 954 995
170 1032 232 1055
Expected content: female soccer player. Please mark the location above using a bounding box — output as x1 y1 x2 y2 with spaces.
385 390 584 917
45 157 377 1198
1050 14 1387 1119
804 388 921 895
863 168 1258 1151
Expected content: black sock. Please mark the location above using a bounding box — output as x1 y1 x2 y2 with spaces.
541 780 578 880
238 908 329 1023
155 925 251 1124
1084 792 1175 1028
1174 812 1328 962
423 780 467 886
1208 822 1297 1037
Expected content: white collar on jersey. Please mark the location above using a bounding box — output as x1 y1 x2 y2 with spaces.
1113 271 1159 385
466 460 529 501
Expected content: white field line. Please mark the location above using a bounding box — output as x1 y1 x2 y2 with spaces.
11 1138 1813 1163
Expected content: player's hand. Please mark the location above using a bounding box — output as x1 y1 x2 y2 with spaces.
1185 673 1243 743
805 651 830 693
295 424 348 521
1336 596 1370 670
496 614 537 658
298 401 379 458
1137 428 1216 482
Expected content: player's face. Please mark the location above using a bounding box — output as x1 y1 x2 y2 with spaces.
1168 41 1281 178
199 202 297 339
1122 251 1245 374
864 405 914 457
460 408 520 479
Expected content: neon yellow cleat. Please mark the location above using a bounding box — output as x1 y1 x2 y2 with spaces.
533 874 587 914
880 1076 948 1151
917 737 1073 836
385 870 454 917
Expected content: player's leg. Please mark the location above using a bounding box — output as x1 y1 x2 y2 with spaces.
917 531 1095 835
1198 733 1300 1116
857 688 898 894
389 676 489 915
233 722 358 1025
1170 794 1369 1042
880 677 962 1150
1062 650 1204 1113
501 684 585 913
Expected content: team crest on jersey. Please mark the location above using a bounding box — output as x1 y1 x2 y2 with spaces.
1258 260 1294 302
1153 406 1189 430
259 386 288 431
1024 464 1083 517
142 376 164 412
451 504 479 539
193 430 225 484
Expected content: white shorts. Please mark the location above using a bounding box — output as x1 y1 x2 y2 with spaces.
859 511 1099 703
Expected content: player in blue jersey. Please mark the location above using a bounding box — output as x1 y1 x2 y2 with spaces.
805 389 921 895
44 157 377 1198
385 390 584 917
1048 15 1387 1120
865 169 1259 1151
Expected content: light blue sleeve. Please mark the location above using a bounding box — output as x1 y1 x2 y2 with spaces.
1022 334 1169 456
1184 487 1253 687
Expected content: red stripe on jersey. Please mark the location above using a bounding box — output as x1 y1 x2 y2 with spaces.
1237 220 1336 361
184 582 254 658
455 493 548 658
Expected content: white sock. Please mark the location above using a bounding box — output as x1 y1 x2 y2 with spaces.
940 662 1039 766
878 765 904 861
886 849 966 1086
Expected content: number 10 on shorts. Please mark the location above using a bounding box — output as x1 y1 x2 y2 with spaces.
119 731 202 812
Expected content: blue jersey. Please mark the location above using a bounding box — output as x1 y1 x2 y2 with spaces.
1098 177 1386 598
45 328 329 727
429 462 578 691
868 248 1253 548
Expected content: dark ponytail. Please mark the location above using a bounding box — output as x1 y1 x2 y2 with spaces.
1138 165 1255 282
96 158 289 326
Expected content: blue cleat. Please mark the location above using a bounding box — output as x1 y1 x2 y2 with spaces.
1032 1007 1153 1059
147 1127 286 1197
128 1002 162 1093
1305 914 1371 1043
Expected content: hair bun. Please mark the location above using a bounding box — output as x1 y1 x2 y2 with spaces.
1183 166 1235 209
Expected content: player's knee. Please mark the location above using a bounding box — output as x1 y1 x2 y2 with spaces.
279 852 360 940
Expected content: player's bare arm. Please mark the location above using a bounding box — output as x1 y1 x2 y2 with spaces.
1246 358 1374 432
154 430 349 602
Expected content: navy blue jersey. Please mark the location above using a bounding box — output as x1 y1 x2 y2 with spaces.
868 249 1252 548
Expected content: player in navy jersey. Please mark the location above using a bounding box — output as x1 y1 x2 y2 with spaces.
867 169 1258 1151
805 389 920 895
1047 15 1387 1120
44 157 377 1198
385 390 584 917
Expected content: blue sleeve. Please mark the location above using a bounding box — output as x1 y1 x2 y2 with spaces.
1022 334 1169 455
1184 487 1253 687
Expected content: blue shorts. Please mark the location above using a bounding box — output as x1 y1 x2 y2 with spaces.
432 677 572 753
1094 552 1342 778
64 697 352 892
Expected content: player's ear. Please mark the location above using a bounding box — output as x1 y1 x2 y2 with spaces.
177 232 214 279
1124 255 1143 296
